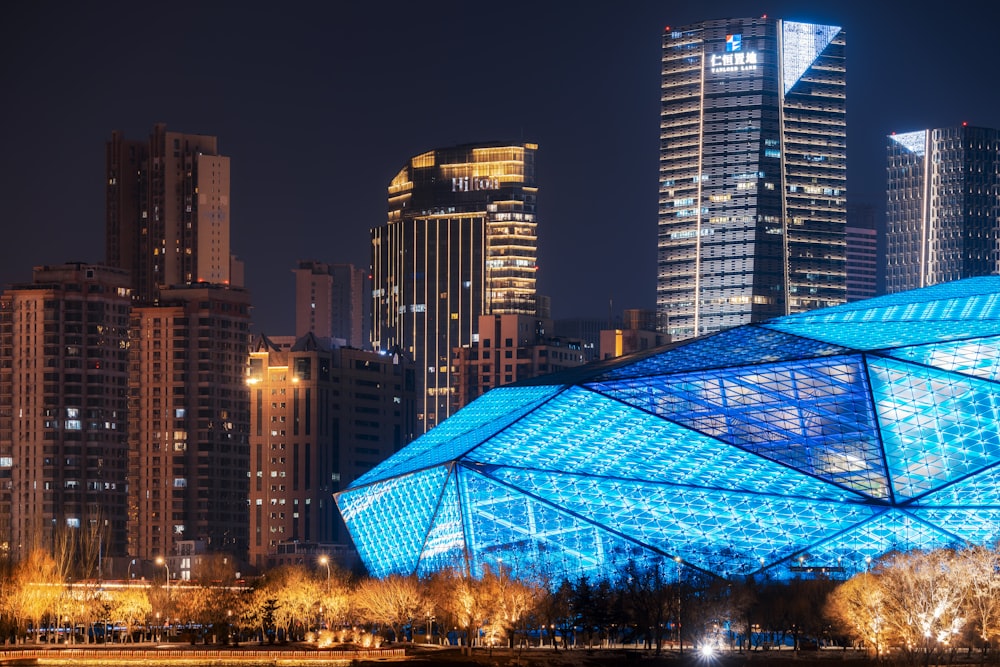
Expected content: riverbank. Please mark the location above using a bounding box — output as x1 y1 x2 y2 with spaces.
0 644 877 667
0 645 404 665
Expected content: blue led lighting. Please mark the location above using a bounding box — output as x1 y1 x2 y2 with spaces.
869 355 1000 501
337 278 1000 584
885 335 1000 382
352 385 561 486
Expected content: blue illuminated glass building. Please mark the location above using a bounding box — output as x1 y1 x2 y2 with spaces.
336 278 1000 584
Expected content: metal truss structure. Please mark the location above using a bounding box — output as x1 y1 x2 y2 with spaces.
336 278 1000 583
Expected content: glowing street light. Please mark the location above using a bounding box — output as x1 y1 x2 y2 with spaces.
155 556 171 594
318 555 331 587
675 555 683 655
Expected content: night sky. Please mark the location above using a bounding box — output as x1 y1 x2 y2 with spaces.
3 1 999 335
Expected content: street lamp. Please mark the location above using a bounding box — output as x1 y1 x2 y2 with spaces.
155 556 170 594
318 555 331 587
675 556 683 655
127 558 136 585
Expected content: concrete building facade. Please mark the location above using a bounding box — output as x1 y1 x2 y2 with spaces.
127 284 252 565
293 261 368 349
106 124 234 304
0 264 132 563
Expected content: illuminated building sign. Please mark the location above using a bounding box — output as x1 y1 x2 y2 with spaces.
452 176 499 192
710 33 758 74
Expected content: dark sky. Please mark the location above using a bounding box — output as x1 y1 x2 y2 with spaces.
2 1 999 334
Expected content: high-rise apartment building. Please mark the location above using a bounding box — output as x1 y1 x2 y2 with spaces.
127 284 251 567
371 142 538 431
0 264 132 563
886 125 1000 292
107 124 234 304
293 261 368 348
247 333 416 569
659 17 847 340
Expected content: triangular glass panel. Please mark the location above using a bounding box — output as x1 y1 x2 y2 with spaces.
337 465 450 577
468 386 863 500
765 277 1000 350
868 356 1000 501
481 466 880 577
353 385 561 486
590 356 889 498
780 509 963 579
592 326 847 382
782 22 842 94
457 465 668 583
916 462 1000 507
416 468 468 576
907 508 1000 546
884 335 1000 383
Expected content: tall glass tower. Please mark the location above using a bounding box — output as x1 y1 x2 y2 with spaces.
658 17 847 340
886 125 1000 293
371 143 538 432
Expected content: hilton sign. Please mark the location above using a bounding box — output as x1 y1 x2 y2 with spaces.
452 176 500 192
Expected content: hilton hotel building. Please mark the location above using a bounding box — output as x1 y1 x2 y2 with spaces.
371 143 538 432
658 17 847 339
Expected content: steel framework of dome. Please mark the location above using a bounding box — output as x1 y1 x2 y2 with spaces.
336 278 1000 583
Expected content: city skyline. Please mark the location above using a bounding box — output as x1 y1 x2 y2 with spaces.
3 1 1000 335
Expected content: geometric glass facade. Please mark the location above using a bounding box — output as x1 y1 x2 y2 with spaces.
337 277 1000 584
886 125 1000 293
659 18 847 341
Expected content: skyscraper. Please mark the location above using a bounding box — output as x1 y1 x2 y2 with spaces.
106 124 234 304
371 142 538 431
0 264 132 563
659 17 847 340
886 125 1000 293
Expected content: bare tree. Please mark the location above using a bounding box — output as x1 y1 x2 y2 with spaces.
955 545 1000 661
255 565 324 642
105 586 151 643
352 573 426 643
618 560 673 654
826 565 889 657
476 563 541 650
879 549 967 666
4 548 64 642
